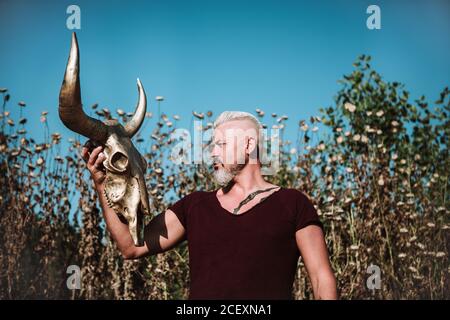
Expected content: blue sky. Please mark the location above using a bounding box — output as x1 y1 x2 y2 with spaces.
0 0 449 149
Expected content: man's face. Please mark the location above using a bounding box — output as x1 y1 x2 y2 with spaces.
210 120 258 186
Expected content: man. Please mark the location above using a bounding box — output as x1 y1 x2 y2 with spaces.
81 111 337 299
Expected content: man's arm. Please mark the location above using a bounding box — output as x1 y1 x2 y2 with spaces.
95 183 186 260
296 225 338 299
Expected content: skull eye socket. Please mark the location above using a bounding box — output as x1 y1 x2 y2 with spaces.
110 151 129 172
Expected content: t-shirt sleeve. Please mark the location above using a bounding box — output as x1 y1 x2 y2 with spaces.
168 194 189 229
295 191 323 232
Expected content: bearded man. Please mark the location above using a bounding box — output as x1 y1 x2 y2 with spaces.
81 111 337 300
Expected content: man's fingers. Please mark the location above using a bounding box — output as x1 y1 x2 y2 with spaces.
88 146 103 166
94 152 105 169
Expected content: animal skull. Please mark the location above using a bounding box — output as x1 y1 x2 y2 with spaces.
58 32 151 246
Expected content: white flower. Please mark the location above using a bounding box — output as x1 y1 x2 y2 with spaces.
312 126 319 132
353 134 361 141
377 176 385 186
376 110 384 117
399 228 408 233
290 148 297 154
436 252 446 258
398 253 406 258
366 111 372 116
408 266 418 273
336 136 344 144
416 243 425 250
350 245 359 251
361 135 368 143
366 126 375 133
344 103 356 113
391 120 399 127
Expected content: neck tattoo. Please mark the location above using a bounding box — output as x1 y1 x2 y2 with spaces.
232 186 279 215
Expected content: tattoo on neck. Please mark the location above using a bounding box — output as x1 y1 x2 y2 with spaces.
232 186 279 215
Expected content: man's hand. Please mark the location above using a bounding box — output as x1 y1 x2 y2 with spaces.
81 144 106 188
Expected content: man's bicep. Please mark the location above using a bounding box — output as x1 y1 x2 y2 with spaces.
136 209 186 257
296 225 331 276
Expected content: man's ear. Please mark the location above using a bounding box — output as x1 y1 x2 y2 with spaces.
246 136 258 164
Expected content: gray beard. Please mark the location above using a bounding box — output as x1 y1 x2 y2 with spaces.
213 163 245 186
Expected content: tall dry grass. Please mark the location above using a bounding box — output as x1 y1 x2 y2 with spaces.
0 56 448 299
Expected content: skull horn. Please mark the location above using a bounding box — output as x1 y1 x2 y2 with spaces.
124 78 147 138
59 32 108 143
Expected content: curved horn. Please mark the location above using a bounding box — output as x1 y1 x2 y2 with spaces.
124 78 147 138
59 32 108 142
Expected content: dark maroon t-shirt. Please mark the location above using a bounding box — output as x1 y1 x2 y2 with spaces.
168 187 323 300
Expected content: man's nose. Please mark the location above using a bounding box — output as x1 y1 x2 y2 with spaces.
211 144 220 157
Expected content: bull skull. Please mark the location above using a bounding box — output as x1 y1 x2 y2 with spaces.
59 32 151 246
